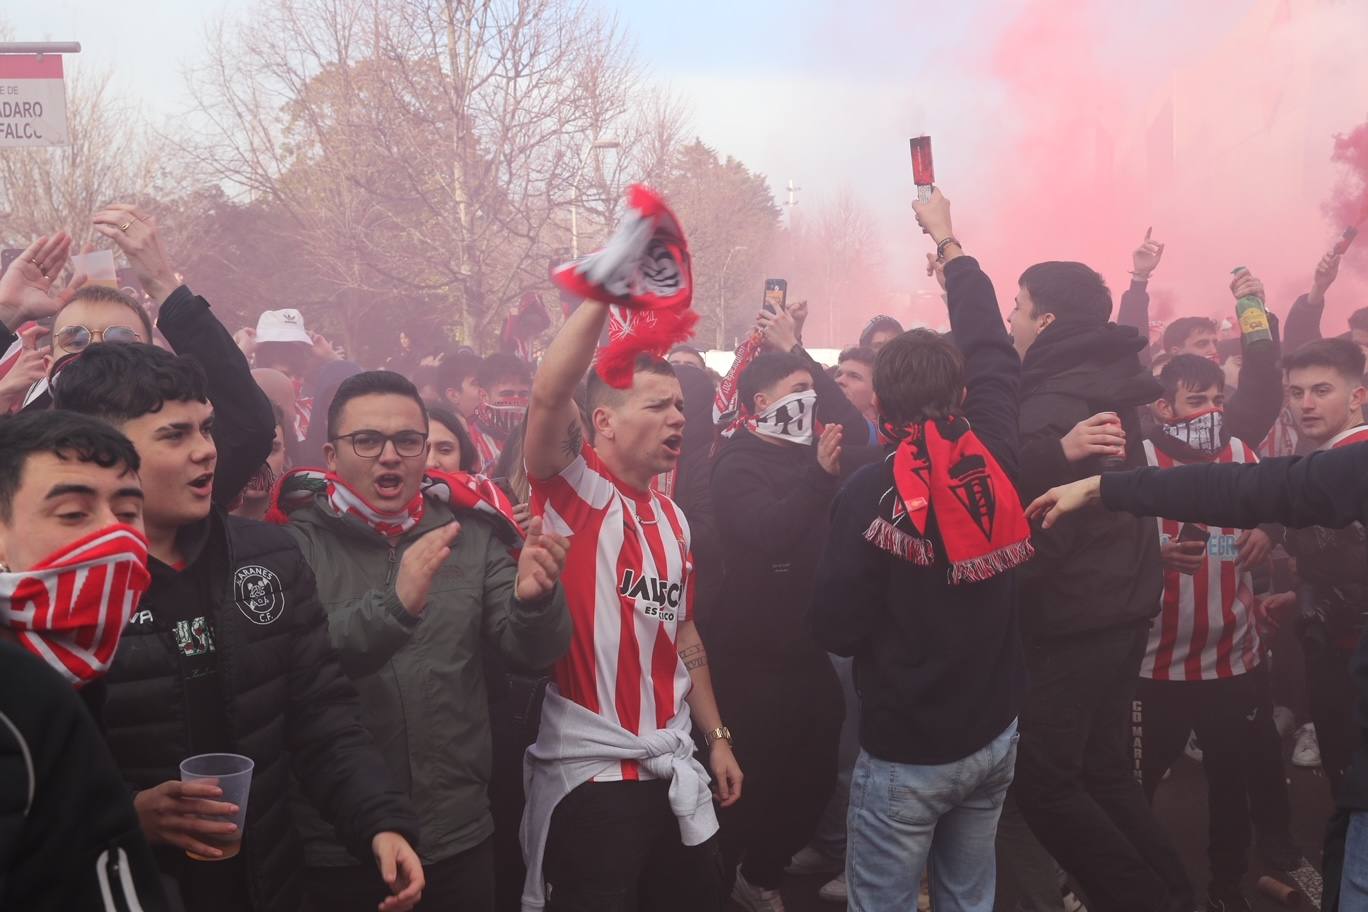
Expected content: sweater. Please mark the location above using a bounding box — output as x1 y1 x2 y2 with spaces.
809 255 1026 765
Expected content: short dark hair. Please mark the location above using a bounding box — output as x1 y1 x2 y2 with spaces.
738 352 812 414
62 286 155 342
0 409 141 522
1162 316 1218 352
838 346 876 370
669 345 705 362
426 405 480 473
586 354 677 415
859 315 904 349
1283 338 1367 384
1158 354 1225 402
437 351 483 394
874 329 964 426
1348 307 1368 334
327 371 429 439
53 342 208 422
476 353 532 392
1018 261 1112 326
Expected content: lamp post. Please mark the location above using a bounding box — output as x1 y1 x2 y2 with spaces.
569 138 620 258
717 245 747 349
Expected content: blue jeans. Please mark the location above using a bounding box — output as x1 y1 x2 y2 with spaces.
1344 811 1368 912
847 720 1018 912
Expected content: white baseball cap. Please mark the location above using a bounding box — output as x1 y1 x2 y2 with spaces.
255 308 311 345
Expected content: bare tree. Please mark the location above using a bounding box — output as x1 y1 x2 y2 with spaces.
180 0 676 352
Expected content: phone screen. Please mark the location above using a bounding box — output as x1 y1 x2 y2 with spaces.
1177 523 1211 545
763 278 787 315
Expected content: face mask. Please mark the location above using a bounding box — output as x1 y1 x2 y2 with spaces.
0 524 152 688
751 390 818 446
1161 407 1224 457
477 398 529 436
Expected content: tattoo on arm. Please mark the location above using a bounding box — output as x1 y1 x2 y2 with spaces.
561 419 584 460
679 642 707 671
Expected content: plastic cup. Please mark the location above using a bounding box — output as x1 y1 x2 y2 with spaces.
179 752 253 861
70 249 118 288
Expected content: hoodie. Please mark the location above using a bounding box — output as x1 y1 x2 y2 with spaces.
1017 319 1164 639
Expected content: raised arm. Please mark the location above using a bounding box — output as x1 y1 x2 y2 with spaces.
525 299 610 480
1283 252 1340 353
1116 230 1164 368
1224 270 1285 446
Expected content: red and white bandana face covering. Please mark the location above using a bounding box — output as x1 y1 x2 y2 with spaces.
0 524 151 687
476 398 529 437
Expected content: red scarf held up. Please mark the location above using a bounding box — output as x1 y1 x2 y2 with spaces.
550 184 697 388
865 418 1034 584
0 524 152 687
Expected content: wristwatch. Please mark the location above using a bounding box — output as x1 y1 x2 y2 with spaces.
704 726 733 748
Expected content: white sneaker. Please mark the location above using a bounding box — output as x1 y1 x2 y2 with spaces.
1184 730 1204 762
786 845 842 876
732 870 787 912
1273 705 1296 739
818 872 847 904
1291 723 1321 768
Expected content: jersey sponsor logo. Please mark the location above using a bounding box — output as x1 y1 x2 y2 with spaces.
233 564 284 625
618 568 681 622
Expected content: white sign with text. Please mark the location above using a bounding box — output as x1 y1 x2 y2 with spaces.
0 54 69 147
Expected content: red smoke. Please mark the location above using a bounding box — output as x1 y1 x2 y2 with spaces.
1329 119 1368 235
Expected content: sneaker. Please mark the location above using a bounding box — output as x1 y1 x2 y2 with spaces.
1206 883 1252 912
732 870 787 912
818 872 847 904
1184 731 1204 762
786 845 843 877
1292 723 1321 768
1272 705 1296 738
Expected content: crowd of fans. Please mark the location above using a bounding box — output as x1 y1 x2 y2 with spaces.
1 189 1367 912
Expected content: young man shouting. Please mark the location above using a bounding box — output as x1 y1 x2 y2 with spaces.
53 343 424 912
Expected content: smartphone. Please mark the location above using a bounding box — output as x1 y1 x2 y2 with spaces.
909 135 935 202
763 278 787 315
1177 523 1211 545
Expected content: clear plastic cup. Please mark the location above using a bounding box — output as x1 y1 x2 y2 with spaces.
70 249 118 288
179 752 253 861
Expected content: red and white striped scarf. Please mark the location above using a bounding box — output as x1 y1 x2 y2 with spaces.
0 524 152 687
325 474 425 539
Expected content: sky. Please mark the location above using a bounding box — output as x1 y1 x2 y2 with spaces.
7 0 1368 338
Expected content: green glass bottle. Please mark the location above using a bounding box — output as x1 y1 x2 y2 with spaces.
1232 267 1272 348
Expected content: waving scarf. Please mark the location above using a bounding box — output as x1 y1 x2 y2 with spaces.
0 524 151 687
865 418 1034 584
550 185 697 388
713 330 765 433
268 467 523 546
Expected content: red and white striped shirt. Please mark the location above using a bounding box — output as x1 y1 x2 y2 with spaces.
530 443 695 781
1140 437 1262 681
468 423 503 475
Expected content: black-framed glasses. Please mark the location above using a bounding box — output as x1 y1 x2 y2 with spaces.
331 430 428 459
55 324 143 354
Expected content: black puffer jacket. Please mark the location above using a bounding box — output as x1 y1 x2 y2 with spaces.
101 508 418 912
1017 320 1164 639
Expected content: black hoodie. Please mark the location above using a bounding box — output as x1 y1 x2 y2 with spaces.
1017 319 1164 638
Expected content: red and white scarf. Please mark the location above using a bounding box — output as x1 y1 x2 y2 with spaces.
1327 424 1368 450
0 524 152 687
865 418 1034 584
713 330 765 432
268 467 524 546
551 184 697 388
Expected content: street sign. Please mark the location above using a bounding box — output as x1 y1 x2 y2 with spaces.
0 54 69 147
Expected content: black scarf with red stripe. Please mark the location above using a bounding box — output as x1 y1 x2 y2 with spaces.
864 417 1034 584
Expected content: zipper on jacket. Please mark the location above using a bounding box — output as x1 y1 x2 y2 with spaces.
386 545 398 586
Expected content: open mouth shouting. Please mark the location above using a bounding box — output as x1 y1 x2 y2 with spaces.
373 472 406 500
662 434 683 459
188 472 215 498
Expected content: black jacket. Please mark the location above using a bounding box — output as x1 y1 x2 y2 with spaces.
1017 318 1163 638
710 417 841 667
0 643 170 912
102 509 418 912
810 256 1026 765
1099 442 1368 812
672 365 725 628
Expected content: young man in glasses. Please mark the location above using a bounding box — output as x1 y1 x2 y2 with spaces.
52 343 426 912
277 370 572 911
0 213 277 512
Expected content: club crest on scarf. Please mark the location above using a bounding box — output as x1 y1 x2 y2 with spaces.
0 524 152 687
865 418 1034 584
551 185 697 388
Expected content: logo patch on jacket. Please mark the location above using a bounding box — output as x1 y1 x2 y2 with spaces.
233 564 284 625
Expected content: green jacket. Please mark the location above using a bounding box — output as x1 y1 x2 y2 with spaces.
284 493 571 866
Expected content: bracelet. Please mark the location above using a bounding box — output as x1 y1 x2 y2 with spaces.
1129 270 1151 281
936 236 961 261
